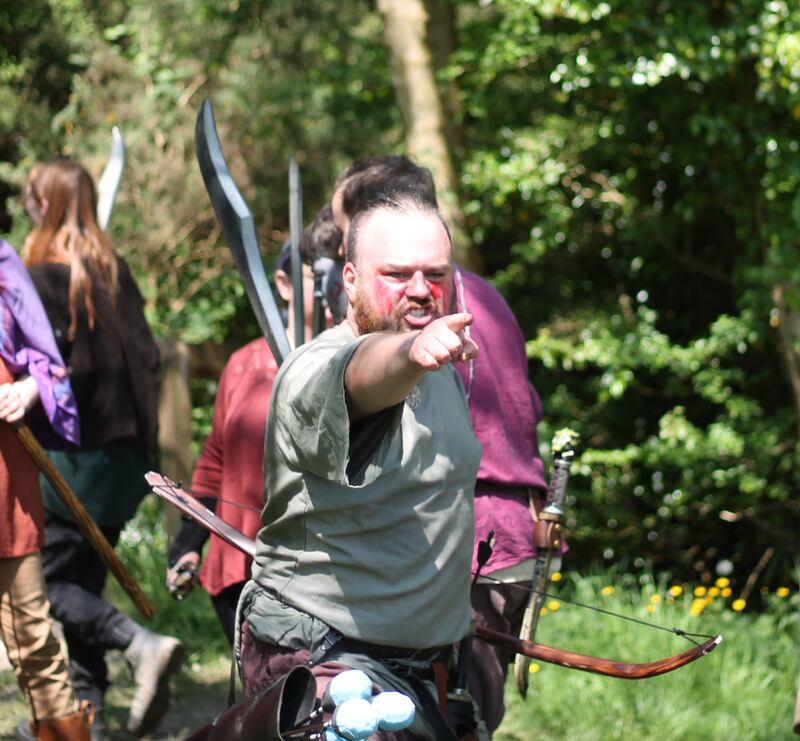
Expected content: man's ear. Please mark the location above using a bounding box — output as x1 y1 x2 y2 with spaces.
342 261 357 303
274 269 292 302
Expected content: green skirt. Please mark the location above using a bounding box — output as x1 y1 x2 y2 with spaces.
41 442 153 527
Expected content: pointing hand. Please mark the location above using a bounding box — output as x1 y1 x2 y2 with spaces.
409 312 479 371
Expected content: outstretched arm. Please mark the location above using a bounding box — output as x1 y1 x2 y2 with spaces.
345 312 479 420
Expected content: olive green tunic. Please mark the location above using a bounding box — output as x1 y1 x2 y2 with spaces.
249 323 481 649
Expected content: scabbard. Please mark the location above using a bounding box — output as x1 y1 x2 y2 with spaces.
513 550 551 698
14 422 155 620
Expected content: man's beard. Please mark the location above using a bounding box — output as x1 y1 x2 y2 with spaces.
352 284 445 334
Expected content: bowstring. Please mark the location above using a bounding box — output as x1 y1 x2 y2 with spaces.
167 481 263 514
475 572 716 645
160 477 716 645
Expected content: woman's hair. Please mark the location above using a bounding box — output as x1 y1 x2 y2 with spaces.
23 159 118 339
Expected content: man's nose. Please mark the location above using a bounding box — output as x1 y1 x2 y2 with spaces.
405 271 430 299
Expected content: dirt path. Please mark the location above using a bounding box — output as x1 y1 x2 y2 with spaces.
0 653 232 741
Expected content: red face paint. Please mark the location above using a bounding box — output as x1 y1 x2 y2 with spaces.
372 276 406 315
428 281 446 305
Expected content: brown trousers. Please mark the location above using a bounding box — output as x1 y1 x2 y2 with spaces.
0 552 78 721
468 582 529 735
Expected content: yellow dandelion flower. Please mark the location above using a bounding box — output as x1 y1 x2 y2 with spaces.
776 587 790 598
540 607 549 617
528 663 540 674
650 594 662 604
689 598 707 616
547 600 560 611
715 577 730 588
668 585 683 597
645 604 656 613
693 586 707 597
708 587 720 598
550 572 563 582
721 588 732 598
601 586 615 596
732 599 746 612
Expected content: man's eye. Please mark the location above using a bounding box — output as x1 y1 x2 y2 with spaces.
425 273 445 282
387 272 409 280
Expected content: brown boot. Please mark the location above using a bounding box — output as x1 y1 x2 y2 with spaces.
23 701 94 741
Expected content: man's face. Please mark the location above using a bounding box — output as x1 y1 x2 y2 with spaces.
343 207 454 335
274 263 333 343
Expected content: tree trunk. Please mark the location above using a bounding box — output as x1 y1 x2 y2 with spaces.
157 336 194 535
424 0 463 152
773 284 800 437
377 0 480 271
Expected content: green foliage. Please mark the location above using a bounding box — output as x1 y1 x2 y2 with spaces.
0 0 398 345
1 1 797 587
453 0 800 585
112 495 229 660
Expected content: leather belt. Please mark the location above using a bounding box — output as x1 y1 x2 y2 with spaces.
474 482 535 498
334 636 451 662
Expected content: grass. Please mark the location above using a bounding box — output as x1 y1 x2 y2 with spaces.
2 502 796 740
495 572 799 741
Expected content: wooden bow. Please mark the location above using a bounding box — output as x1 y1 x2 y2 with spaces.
16 423 155 618
147 472 722 679
479 624 721 680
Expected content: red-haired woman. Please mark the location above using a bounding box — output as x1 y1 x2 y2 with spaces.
22 160 183 740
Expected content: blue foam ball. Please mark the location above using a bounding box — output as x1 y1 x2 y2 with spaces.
333 697 379 740
371 691 416 731
329 669 373 706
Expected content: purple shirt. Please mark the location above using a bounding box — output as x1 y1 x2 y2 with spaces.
0 240 79 447
455 269 546 575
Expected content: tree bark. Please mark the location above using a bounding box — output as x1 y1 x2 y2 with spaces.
424 0 463 152
377 0 480 271
157 336 194 535
773 284 800 437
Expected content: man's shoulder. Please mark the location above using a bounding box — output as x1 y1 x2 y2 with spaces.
460 269 514 317
271 324 361 405
459 269 524 345
282 324 356 371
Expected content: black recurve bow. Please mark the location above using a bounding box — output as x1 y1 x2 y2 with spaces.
195 98 292 365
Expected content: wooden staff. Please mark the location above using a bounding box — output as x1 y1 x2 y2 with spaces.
14 422 155 619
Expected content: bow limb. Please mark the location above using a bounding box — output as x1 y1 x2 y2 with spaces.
477 624 722 680
515 429 577 695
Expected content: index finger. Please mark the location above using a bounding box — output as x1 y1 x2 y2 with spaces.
442 312 473 333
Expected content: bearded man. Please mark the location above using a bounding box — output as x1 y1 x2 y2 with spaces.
238 194 482 740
